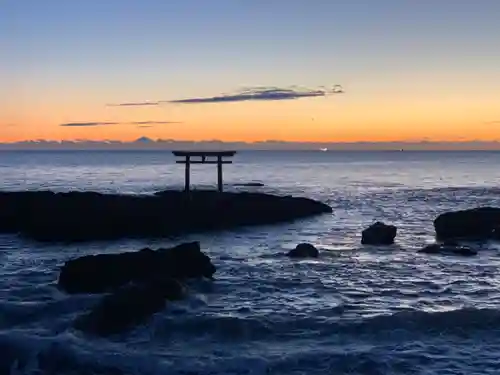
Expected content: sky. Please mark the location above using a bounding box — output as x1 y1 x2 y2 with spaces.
1 0 499 143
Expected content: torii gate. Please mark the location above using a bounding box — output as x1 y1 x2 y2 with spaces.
172 151 236 192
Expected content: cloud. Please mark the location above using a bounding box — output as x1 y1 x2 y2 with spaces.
107 101 160 107
60 121 181 127
109 85 344 107
137 125 153 128
60 122 119 127
485 120 500 124
170 86 344 104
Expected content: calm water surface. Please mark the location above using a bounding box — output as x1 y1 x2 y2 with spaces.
1 150 500 374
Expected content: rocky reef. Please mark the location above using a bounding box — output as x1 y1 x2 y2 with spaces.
361 222 397 245
63 241 216 336
58 241 215 294
434 207 500 241
0 190 332 242
418 243 478 257
286 243 319 258
74 279 186 336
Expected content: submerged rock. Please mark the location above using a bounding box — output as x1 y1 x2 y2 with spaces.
287 243 319 258
418 243 478 257
63 242 217 335
434 207 500 241
233 182 265 187
58 241 215 294
74 278 185 336
361 222 397 245
0 190 331 242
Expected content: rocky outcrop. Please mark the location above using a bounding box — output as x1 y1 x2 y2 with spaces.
361 222 397 245
233 182 265 187
62 242 216 336
74 279 185 336
418 243 478 257
434 207 500 241
287 243 319 258
58 242 215 294
0 190 332 242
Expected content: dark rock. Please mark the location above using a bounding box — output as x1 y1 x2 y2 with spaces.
233 182 265 187
287 243 319 258
74 278 185 336
434 207 500 241
64 242 216 335
361 222 397 245
0 190 331 242
418 243 478 257
58 242 215 294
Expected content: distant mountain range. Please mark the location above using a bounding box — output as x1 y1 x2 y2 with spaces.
1 137 500 151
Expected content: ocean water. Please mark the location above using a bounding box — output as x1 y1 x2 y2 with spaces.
1 150 500 374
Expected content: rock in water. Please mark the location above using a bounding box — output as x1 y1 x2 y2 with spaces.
0 190 332 242
418 243 478 257
233 182 265 187
361 222 397 245
434 207 500 241
287 243 319 258
74 278 185 336
58 241 216 294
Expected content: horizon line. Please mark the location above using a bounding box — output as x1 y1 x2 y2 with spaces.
3 138 500 152
3 138 500 145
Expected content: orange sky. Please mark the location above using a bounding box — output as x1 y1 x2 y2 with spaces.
2 86 499 143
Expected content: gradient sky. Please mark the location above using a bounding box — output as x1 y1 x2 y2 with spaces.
1 0 499 142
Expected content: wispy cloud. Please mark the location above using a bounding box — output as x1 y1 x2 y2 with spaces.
107 101 160 107
60 122 119 127
109 85 344 107
137 125 153 128
60 121 181 127
485 120 500 124
170 86 344 104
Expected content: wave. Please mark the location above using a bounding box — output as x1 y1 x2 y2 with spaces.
3 291 500 340
1 306 500 374
418 186 500 195
338 307 500 336
0 328 387 375
0 296 97 330
0 330 169 375
147 307 500 341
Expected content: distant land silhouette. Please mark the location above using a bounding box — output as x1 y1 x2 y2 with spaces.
2 137 500 151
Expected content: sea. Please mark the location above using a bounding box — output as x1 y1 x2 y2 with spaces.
1 150 500 375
